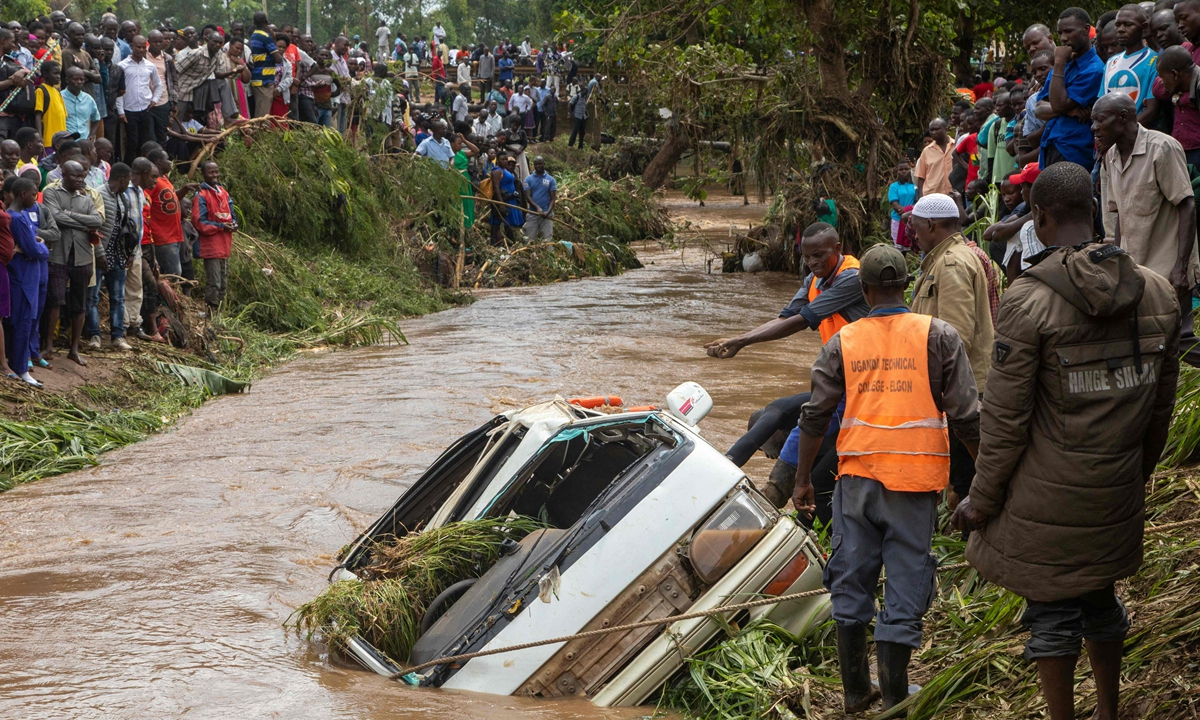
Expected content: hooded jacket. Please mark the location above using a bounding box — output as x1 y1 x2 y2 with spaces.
965 243 1180 602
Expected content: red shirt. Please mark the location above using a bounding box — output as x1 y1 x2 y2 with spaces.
1153 42 1200 151
972 81 993 100
192 184 234 259
956 133 980 183
147 176 184 246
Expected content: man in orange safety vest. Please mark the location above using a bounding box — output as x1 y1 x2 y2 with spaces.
791 243 981 715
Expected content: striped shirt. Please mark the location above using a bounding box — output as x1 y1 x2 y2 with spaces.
249 29 277 87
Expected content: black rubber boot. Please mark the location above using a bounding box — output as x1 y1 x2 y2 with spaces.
836 623 879 713
877 640 914 715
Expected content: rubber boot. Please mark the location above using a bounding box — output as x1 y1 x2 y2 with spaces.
877 640 913 715
836 623 879 713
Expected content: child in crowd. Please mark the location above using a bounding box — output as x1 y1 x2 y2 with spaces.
32 62 66 154
191 161 237 309
5 175 52 387
308 48 337 128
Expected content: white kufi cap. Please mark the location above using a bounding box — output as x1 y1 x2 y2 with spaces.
911 193 960 219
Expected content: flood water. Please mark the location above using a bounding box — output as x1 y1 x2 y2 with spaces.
0 196 821 719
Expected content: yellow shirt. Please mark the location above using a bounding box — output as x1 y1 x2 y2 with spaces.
34 84 67 147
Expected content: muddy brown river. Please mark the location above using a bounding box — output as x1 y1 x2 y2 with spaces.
0 197 821 719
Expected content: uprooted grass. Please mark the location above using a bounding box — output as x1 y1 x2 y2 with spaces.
661 473 1200 720
464 171 665 288
0 356 210 491
287 516 544 663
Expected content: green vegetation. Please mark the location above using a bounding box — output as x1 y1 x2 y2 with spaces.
0 361 207 492
1165 366 1200 467
287 516 544 662
660 475 1200 719
661 620 836 720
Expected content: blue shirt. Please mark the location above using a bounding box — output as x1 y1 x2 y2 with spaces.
887 180 916 220
523 171 557 211
116 38 131 63
249 29 277 87
415 136 455 168
498 57 514 81
1099 46 1158 112
1036 47 1105 168
976 114 999 149
61 87 100 138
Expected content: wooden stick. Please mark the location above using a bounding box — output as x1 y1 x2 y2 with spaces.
186 116 298 179
463 195 583 235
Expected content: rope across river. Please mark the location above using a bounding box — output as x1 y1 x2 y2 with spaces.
390 516 1200 678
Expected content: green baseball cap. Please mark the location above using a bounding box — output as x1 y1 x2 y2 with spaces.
859 244 911 288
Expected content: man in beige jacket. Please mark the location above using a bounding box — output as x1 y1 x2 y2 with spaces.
908 193 995 505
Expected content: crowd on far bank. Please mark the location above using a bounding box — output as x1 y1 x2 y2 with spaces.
0 7 601 388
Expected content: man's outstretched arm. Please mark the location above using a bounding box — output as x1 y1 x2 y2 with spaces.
705 314 810 358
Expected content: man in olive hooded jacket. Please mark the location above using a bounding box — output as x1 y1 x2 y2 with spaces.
953 162 1180 720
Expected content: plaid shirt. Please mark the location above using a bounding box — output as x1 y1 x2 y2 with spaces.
964 239 1001 323
176 45 219 101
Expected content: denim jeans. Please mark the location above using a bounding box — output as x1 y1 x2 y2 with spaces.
155 242 183 277
317 107 333 128
85 265 128 340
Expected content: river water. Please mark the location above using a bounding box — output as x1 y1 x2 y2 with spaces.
0 197 821 719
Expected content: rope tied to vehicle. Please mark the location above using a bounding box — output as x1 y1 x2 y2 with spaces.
391 518 1200 679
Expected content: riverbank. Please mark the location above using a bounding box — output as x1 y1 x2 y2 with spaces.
0 126 667 492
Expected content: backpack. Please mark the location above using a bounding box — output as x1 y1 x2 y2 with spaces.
0 60 36 115
116 193 141 255
478 175 493 200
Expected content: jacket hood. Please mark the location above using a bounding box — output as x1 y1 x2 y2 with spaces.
1024 243 1145 318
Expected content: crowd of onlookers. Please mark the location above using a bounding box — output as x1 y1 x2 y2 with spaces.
889 1 1200 345
0 7 605 386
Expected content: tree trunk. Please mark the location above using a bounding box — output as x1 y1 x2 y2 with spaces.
800 0 848 97
642 128 691 190
865 134 880 208
953 10 975 85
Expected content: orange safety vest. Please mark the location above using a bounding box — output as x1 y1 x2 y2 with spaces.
808 254 861 345
836 312 950 492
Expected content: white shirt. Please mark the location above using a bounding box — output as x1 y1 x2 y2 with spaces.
115 56 164 113
511 93 532 115
1018 219 1045 271
457 61 470 84
375 26 390 50
473 117 495 138
433 25 446 43
404 52 419 77
452 94 468 123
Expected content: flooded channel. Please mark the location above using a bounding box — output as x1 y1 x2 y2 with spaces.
0 196 821 719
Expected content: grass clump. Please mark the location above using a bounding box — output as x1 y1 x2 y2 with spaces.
0 360 210 491
660 620 837 720
215 124 462 256
1164 364 1200 467
287 516 543 663
465 171 663 288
